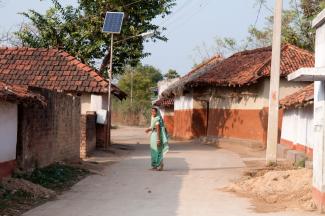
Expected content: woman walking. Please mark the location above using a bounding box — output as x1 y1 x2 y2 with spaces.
145 107 169 171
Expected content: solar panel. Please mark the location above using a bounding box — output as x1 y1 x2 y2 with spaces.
102 12 124 33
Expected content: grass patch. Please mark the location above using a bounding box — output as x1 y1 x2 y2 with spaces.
13 163 90 192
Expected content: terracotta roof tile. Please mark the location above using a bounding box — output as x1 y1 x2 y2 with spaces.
280 84 314 109
162 54 223 97
154 98 174 108
0 47 127 100
0 81 46 106
188 44 314 87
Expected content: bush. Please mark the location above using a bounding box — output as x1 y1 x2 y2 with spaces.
13 163 89 191
112 98 152 127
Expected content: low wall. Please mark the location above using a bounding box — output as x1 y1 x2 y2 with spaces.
0 160 16 179
17 88 81 170
80 111 97 158
280 105 313 157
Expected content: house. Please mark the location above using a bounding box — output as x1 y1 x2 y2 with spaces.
160 55 223 139
0 48 126 157
280 84 314 157
0 47 127 157
282 9 325 209
0 81 45 178
152 78 180 135
162 44 314 145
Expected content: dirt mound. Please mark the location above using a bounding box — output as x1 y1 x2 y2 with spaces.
1 177 56 199
224 168 316 212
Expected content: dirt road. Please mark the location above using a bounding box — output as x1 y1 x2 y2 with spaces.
23 127 319 216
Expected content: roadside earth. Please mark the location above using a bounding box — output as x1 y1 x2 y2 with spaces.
0 142 132 216
219 141 316 213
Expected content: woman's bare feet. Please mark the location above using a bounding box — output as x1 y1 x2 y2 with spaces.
158 162 164 171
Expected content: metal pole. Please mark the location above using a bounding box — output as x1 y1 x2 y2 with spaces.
266 0 283 164
106 33 114 149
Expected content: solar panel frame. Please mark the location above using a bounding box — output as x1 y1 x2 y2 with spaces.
102 12 125 34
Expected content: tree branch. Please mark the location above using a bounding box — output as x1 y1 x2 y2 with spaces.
99 51 110 76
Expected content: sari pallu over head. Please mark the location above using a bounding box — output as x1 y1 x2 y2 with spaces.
151 107 169 156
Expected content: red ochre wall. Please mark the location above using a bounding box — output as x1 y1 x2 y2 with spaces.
280 138 313 157
173 109 207 140
207 108 268 144
0 160 16 179
164 115 174 136
173 107 283 145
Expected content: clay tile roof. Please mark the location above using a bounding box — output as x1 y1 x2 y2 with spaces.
0 47 127 100
154 98 174 108
0 81 46 106
162 54 224 97
187 44 314 87
280 84 314 109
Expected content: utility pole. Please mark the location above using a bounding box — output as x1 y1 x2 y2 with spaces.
130 69 133 105
102 12 124 149
106 33 114 149
266 0 283 164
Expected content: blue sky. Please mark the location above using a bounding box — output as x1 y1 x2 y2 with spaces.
0 0 289 75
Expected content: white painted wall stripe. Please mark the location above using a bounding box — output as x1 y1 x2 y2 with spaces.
0 102 17 163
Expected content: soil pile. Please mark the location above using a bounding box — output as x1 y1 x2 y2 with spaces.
1 177 56 199
224 168 316 212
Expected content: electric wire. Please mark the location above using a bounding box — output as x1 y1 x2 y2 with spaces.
123 0 146 8
166 0 210 34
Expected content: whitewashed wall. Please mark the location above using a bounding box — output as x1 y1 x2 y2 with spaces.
281 105 313 149
0 101 17 163
174 95 193 110
91 94 108 111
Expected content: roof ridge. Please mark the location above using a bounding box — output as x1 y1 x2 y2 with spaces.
282 43 314 57
231 46 272 57
0 47 60 52
186 54 223 76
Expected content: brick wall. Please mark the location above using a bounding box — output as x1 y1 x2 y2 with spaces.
17 88 81 170
96 123 108 148
80 111 97 158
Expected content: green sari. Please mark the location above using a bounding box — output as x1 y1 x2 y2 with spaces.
150 110 169 168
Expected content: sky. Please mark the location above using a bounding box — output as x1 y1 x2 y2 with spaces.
0 0 290 76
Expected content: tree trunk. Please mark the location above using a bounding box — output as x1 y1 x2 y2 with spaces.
99 51 111 76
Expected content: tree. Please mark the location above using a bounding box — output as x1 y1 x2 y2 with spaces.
247 0 325 51
113 64 163 125
15 0 176 76
164 69 180 79
118 64 163 102
191 0 325 63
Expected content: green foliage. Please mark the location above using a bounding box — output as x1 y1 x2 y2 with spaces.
119 64 163 102
113 64 163 126
192 0 325 61
247 0 325 51
14 163 89 191
15 0 176 76
164 69 180 79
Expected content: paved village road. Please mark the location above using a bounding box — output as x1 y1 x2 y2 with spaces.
24 127 319 216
